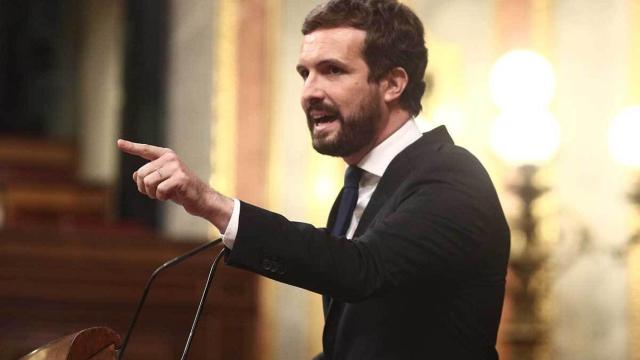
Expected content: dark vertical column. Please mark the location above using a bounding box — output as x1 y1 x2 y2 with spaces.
0 1 38 134
0 0 73 137
117 0 169 229
0 0 7 125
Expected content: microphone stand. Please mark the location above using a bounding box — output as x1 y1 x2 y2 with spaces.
180 246 228 359
117 238 224 359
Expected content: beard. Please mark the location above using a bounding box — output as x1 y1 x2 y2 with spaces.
305 90 382 157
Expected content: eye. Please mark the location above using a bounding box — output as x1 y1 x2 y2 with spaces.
328 65 343 75
298 68 309 80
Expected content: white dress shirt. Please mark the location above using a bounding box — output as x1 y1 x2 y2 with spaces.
222 119 422 248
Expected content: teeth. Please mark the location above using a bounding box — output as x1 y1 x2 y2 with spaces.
314 115 335 123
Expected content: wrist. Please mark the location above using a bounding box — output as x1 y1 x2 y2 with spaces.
202 188 234 232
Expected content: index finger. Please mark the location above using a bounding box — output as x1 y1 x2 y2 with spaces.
117 139 171 161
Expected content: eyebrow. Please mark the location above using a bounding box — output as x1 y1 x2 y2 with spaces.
320 59 349 69
296 58 350 74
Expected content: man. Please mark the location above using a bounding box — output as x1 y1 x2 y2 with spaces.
118 0 510 358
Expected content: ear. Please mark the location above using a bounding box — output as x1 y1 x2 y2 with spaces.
381 67 409 103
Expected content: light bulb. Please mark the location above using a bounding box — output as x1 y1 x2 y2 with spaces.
490 50 556 112
609 106 640 167
491 110 561 166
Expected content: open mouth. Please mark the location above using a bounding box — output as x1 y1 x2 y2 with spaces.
309 108 339 124
306 106 340 133
313 114 338 124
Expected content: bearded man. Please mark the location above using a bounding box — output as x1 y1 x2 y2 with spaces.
118 0 510 358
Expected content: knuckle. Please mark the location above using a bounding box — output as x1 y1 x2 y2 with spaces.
164 152 177 161
177 172 189 183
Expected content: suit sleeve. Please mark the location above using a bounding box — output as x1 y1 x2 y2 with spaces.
225 149 509 302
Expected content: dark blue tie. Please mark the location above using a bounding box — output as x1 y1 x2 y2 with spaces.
331 166 363 237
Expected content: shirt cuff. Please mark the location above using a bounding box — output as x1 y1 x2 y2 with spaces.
221 198 240 249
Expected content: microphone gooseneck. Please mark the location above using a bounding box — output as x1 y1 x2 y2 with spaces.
180 246 228 360
117 238 222 360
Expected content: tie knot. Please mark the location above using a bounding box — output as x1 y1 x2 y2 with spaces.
344 166 362 189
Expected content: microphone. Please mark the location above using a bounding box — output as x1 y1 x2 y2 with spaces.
117 238 226 359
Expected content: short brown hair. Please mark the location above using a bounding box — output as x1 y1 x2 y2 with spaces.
302 0 428 116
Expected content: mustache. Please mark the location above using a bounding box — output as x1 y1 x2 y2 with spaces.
305 101 339 116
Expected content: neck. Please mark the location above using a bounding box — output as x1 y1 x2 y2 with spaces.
342 107 412 166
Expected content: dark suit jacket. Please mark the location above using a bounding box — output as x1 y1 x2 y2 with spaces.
226 126 510 359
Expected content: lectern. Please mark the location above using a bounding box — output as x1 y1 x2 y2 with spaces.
20 327 121 360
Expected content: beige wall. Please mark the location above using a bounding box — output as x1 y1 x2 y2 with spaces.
77 0 124 183
551 1 629 358
163 0 218 238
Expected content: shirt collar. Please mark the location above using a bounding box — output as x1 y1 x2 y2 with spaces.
357 119 422 177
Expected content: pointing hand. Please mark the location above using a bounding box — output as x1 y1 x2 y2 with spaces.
117 139 233 230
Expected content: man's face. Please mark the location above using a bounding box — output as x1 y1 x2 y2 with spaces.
297 27 383 157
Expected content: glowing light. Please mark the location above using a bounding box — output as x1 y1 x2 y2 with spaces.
491 110 561 166
414 114 432 132
609 106 640 167
314 174 339 201
414 104 465 138
490 50 556 111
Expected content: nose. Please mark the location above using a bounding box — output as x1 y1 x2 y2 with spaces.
301 74 325 109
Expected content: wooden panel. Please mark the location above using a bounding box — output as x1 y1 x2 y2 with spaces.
0 229 258 359
0 136 112 230
1 183 112 228
0 137 77 182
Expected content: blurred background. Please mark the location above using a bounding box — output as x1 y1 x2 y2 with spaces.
1 0 639 359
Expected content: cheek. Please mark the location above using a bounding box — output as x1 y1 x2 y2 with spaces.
340 86 372 108
323 79 372 114
332 86 361 107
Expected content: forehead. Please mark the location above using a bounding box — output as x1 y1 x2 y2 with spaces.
298 27 367 64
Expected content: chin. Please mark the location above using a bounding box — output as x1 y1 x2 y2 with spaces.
312 141 340 157
312 130 337 149
312 139 357 158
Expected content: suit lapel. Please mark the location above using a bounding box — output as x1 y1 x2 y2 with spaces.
354 155 411 237
354 126 453 237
